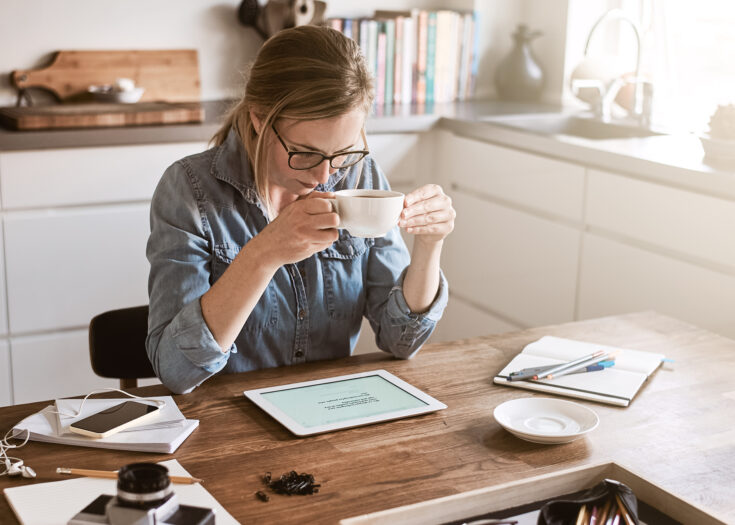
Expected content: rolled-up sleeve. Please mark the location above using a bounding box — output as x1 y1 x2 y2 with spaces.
146 160 234 394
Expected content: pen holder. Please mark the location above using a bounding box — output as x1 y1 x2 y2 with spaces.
538 478 639 525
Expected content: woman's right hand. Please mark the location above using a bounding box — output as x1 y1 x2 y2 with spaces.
254 192 339 267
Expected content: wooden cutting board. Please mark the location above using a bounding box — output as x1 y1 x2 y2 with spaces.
0 102 205 130
11 50 200 102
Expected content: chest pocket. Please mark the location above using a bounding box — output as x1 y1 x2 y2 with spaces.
318 231 373 320
211 243 278 331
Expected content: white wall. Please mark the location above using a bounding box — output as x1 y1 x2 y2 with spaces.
0 0 574 106
0 0 266 106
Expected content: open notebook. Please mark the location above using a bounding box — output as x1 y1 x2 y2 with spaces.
493 336 665 406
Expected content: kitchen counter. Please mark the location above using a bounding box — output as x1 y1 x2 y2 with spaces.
1 98 733 199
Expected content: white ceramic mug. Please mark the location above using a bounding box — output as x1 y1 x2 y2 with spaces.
327 189 404 238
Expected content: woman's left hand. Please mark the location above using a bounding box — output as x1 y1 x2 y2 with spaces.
399 184 456 244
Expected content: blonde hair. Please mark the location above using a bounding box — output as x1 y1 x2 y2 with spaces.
212 25 374 211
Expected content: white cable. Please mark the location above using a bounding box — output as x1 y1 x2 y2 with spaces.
47 387 166 419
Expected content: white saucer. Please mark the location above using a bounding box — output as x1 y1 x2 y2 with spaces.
493 397 599 444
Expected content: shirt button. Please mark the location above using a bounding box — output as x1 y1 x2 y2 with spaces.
295 350 304 358
299 268 306 278
298 309 306 320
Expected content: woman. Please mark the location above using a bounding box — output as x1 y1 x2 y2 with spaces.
146 25 455 394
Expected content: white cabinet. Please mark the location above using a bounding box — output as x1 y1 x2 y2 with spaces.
0 341 10 407
578 233 735 338
0 142 205 209
0 142 207 405
443 191 581 327
10 330 117 405
4 204 150 334
430 296 519 343
437 132 584 332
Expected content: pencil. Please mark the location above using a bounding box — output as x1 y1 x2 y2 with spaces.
56 467 202 484
614 494 635 525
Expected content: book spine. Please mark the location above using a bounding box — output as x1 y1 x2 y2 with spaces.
415 10 428 104
402 16 415 105
469 11 480 98
384 19 395 106
394 16 403 105
343 18 354 41
425 11 437 104
367 20 379 84
359 19 369 63
458 12 473 101
376 24 386 107
329 18 343 32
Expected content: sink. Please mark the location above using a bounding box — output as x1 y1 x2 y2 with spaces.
482 114 662 140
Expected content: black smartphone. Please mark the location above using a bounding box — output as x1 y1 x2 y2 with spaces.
68 401 161 439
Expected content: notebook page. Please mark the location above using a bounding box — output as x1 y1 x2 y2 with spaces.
522 336 664 376
3 459 238 525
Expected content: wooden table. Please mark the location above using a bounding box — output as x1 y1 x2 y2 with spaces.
1 312 734 524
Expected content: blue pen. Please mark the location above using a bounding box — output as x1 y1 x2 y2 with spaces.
561 360 615 377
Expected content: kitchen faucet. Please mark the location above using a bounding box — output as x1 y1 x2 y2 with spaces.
571 8 651 125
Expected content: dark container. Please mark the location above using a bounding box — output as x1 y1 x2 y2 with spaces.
494 24 546 101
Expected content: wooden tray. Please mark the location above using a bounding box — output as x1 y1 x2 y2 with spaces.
0 102 204 131
340 462 729 525
11 50 200 103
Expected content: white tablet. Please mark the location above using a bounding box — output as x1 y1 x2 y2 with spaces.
243 369 447 436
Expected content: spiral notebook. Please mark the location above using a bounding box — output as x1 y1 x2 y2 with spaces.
493 336 666 406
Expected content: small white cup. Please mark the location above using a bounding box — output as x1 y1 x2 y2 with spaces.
328 189 404 238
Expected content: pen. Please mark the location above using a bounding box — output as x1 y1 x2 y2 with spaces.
56 467 202 484
545 353 611 380
534 350 606 380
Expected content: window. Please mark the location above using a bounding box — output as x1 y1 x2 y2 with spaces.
568 0 735 132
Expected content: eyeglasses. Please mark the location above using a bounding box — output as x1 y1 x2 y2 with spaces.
271 123 369 170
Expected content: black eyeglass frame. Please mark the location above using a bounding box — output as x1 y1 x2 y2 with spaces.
271 123 370 170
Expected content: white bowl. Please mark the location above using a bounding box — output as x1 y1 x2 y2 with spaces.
699 133 735 161
88 86 145 104
493 397 599 444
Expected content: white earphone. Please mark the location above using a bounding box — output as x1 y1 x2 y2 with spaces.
1 427 35 479
4 458 36 478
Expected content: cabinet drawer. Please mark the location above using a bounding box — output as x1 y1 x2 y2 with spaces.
0 227 7 337
578 234 735 339
10 330 116 404
0 341 10 407
4 204 150 333
586 169 735 269
0 142 207 209
439 133 585 221
443 191 581 327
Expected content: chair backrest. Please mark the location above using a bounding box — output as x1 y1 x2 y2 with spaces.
89 305 156 389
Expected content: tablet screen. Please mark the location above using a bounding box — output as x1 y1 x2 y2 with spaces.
260 374 428 428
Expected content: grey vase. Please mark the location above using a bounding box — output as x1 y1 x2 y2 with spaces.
495 24 545 101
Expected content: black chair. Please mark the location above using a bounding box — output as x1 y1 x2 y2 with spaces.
89 305 156 389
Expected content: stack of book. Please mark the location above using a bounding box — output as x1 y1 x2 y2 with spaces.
328 9 479 106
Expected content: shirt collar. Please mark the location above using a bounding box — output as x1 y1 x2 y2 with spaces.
211 127 260 204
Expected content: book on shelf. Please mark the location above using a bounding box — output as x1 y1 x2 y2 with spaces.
327 8 477 106
493 336 666 407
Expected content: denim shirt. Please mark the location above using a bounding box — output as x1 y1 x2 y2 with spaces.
146 128 448 394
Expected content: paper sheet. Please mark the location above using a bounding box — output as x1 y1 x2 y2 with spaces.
3 459 239 525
